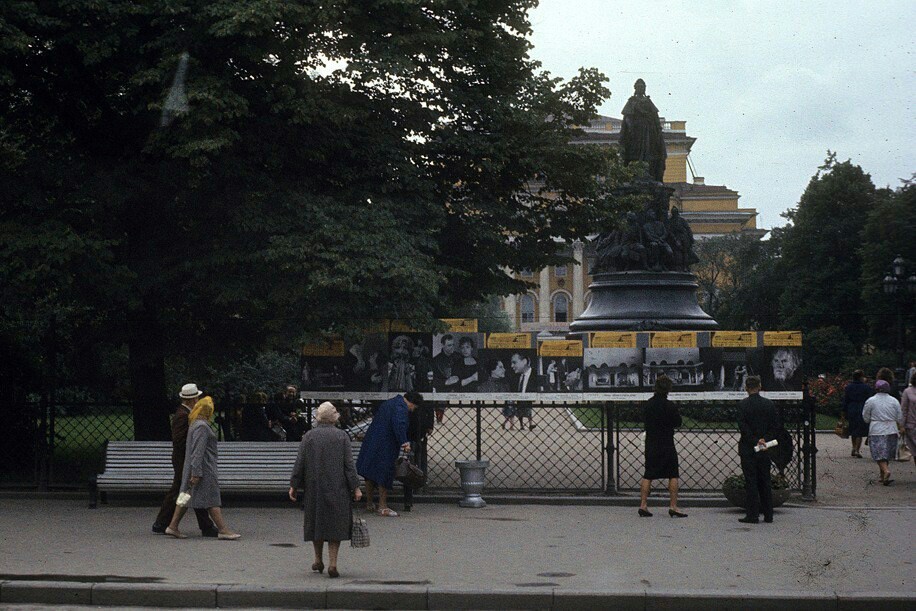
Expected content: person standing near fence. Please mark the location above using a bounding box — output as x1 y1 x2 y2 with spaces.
862 379 903 485
166 396 241 539
152 383 218 537
638 376 687 518
356 391 423 516
842 370 873 458
737 375 780 524
289 402 362 579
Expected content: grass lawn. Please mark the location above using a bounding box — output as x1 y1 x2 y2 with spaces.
50 412 135 484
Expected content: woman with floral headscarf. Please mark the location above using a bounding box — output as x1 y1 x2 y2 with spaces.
166 396 241 539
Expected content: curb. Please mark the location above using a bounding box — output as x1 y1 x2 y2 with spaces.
1 581 912 609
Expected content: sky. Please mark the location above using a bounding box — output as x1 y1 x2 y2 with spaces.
527 0 914 230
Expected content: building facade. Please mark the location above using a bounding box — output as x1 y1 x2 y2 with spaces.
502 115 764 332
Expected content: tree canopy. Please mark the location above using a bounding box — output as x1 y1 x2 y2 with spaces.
0 1 625 434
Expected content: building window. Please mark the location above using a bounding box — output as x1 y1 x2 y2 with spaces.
521 295 536 323
554 265 567 277
553 294 568 323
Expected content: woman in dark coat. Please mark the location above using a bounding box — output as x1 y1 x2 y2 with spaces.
639 376 687 518
289 402 362 579
355 392 421 516
842 370 873 457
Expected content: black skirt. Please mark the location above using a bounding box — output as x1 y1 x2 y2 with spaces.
644 440 679 480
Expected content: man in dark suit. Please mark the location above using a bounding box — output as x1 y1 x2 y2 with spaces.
737 375 780 524
510 352 536 430
152 383 218 536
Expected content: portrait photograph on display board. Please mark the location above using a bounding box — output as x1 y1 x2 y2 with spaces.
383 332 434 393
584 348 644 391
481 333 537 395
300 340 346 391
643 348 705 389
537 340 584 392
761 346 804 392
343 333 389 392
431 332 484 394
697 347 762 392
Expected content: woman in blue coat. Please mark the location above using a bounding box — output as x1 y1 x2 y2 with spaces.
842 370 873 458
356 392 422 516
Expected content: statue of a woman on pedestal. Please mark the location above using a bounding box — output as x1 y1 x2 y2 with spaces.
619 79 667 183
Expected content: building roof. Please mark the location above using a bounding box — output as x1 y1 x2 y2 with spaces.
670 182 740 198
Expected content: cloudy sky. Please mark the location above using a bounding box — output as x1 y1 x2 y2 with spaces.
528 0 914 229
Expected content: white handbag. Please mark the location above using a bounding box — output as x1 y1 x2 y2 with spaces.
176 491 192 507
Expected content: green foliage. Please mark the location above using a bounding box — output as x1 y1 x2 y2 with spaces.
167 350 299 403
694 231 784 330
778 153 877 345
858 180 916 351
804 326 855 375
0 1 627 415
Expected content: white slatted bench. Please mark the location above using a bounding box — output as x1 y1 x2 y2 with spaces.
89 440 370 508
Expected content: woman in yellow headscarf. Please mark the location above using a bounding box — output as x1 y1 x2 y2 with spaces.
166 396 241 539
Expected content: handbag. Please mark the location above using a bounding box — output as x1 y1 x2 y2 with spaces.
395 452 427 488
834 417 849 439
350 514 370 548
897 432 912 462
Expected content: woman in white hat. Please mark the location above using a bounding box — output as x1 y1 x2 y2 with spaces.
289 402 362 578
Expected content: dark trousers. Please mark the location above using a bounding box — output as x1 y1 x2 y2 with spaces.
154 455 217 532
740 451 773 521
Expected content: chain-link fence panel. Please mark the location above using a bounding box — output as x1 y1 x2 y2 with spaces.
424 403 605 492
0 402 40 486
49 403 134 486
614 402 806 492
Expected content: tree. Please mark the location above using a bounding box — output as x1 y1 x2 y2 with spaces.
0 1 625 438
778 153 877 345
693 231 785 330
804 326 856 375
858 180 916 354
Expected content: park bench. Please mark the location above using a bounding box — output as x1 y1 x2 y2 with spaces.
90 440 367 508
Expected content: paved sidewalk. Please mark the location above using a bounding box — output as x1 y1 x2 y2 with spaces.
0 497 913 609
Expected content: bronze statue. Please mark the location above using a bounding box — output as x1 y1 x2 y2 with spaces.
619 79 667 183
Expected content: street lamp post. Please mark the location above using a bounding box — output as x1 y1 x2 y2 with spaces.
882 255 916 371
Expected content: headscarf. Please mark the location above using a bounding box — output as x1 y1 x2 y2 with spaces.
315 401 340 424
874 379 890 393
189 396 215 422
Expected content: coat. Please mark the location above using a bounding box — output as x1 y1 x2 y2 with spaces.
180 420 221 508
642 394 682 480
356 395 409 489
290 424 360 542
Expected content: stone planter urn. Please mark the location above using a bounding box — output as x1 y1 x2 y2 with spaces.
455 460 489 508
722 474 791 509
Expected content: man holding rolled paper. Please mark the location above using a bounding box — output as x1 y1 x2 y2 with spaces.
737 375 781 524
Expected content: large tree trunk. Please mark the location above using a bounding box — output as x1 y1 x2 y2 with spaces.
128 306 170 441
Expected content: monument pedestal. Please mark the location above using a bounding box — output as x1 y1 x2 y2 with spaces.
569 271 719 332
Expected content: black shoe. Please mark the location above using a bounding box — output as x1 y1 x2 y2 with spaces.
763 517 773 523
638 508 652 517
738 517 759 524
152 524 167 534
668 509 688 518
201 529 219 538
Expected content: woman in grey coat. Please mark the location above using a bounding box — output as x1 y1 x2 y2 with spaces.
289 402 362 579
166 397 241 540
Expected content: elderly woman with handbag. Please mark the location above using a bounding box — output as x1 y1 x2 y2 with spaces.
166 397 241 540
289 402 362 579
862 379 904 485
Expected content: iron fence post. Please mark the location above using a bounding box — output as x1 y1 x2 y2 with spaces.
801 399 815 501
605 402 616 494
476 402 482 461
37 396 49 491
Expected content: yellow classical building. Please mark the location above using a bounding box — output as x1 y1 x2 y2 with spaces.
501 115 764 332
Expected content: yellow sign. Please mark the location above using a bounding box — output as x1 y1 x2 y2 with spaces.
538 340 584 357
442 318 478 333
712 331 758 348
487 333 532 349
301 339 345 357
650 332 697 348
358 320 390 334
764 331 803 346
390 320 417 333
589 332 637 349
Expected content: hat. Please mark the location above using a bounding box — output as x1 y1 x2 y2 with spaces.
315 401 340 424
875 379 890 392
179 383 203 399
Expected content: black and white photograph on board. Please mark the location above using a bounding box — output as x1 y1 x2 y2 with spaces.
584 348 643 391
343 334 389 392
432 332 484 393
538 356 584 392
761 346 803 391
643 348 704 388
300 356 345 391
382 332 434 393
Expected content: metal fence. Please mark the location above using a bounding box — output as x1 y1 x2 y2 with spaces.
2 399 816 497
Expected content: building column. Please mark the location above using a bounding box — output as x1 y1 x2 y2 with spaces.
572 240 585 318
538 268 551 323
